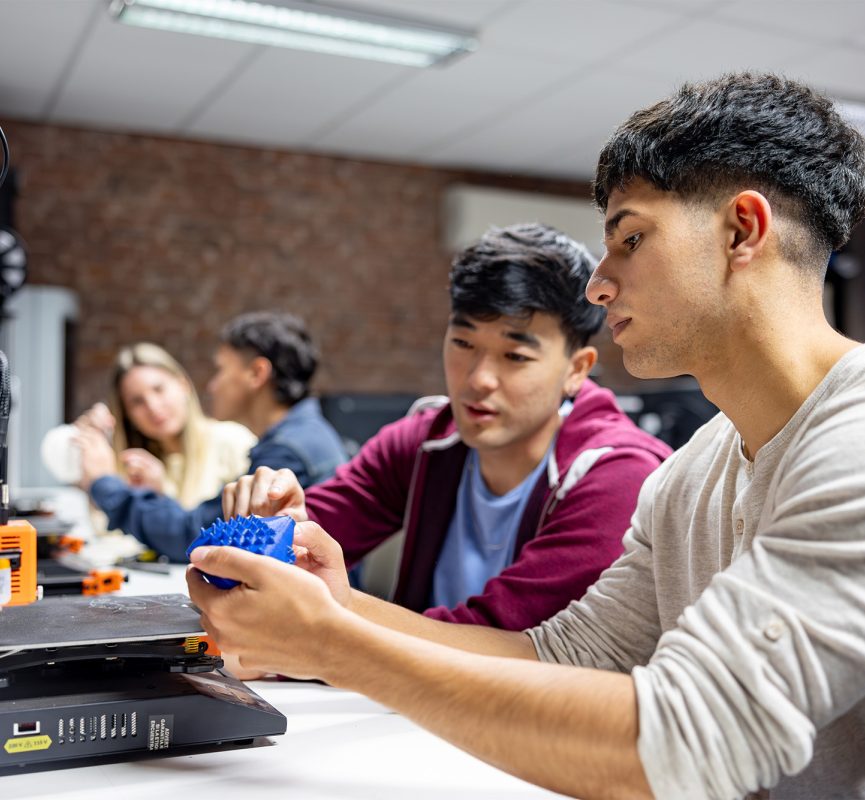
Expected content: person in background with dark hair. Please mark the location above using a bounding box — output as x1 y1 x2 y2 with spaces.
84 311 346 561
222 224 669 653
190 73 865 800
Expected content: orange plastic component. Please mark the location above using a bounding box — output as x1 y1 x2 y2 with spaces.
58 534 85 554
0 520 38 606
200 634 221 657
81 569 125 596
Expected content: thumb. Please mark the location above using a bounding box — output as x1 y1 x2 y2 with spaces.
189 545 275 589
292 521 344 567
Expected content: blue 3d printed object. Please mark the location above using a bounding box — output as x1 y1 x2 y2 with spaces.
186 516 296 589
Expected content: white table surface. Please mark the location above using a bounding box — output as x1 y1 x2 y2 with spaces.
4 556 566 799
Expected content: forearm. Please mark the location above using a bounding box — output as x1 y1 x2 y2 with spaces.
320 611 651 800
349 589 537 658
91 476 218 561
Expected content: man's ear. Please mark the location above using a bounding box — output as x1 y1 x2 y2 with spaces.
247 356 273 390
564 346 598 398
726 190 772 272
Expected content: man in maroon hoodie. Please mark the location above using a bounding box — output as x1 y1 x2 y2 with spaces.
225 223 670 632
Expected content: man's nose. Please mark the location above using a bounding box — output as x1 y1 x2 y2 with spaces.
467 357 498 393
586 261 618 306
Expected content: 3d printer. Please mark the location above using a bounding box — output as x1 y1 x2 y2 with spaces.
0 593 286 770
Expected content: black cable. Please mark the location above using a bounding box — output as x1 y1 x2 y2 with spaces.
0 125 8 192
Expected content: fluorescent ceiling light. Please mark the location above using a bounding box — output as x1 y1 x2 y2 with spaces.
108 0 478 67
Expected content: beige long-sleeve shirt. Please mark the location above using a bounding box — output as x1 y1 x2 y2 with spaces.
530 344 865 800
162 419 255 507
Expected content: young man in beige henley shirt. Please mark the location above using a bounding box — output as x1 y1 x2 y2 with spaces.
188 73 865 800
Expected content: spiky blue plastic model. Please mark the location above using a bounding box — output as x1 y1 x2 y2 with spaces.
186 516 296 589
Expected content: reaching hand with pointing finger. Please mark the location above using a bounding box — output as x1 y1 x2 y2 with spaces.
222 466 308 522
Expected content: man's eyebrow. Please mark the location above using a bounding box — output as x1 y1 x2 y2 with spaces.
604 208 639 238
504 329 541 349
448 313 476 330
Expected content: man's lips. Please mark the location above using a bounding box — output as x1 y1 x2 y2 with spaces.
463 403 499 421
607 314 631 341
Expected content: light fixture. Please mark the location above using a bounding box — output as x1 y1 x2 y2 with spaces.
108 0 478 67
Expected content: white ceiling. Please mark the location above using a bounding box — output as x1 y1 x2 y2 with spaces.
2 0 865 181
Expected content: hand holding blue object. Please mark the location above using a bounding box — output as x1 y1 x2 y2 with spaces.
186 516 296 589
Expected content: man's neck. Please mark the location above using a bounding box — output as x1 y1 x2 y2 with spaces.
241 396 293 439
697 316 856 459
475 416 560 496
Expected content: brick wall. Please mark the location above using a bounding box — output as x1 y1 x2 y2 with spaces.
3 120 605 416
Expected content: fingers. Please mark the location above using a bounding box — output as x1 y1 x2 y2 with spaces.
247 468 278 512
232 474 254 518
73 426 113 458
185 564 224 628
222 480 238 520
291 522 351 607
292 521 344 568
119 449 160 472
77 403 115 437
120 448 150 460
268 469 308 521
74 421 106 443
188 545 281 590
222 467 305 519
221 652 268 681
249 467 296 516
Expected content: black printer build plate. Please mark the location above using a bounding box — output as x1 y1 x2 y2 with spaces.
0 594 203 651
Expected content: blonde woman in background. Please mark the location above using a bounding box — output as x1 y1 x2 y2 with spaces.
74 343 255 509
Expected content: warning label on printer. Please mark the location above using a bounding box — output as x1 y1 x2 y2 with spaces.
147 715 173 751
4 735 52 754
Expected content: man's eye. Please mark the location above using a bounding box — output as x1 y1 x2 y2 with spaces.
505 353 531 363
624 233 642 250
451 338 472 349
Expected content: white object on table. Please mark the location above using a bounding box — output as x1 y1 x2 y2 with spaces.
40 424 83 485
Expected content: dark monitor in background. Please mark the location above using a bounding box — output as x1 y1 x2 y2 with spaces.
615 386 718 451
319 393 418 456
321 388 716 456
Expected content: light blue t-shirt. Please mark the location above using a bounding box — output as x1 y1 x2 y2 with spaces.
431 446 552 609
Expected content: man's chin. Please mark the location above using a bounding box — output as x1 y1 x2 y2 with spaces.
622 351 684 381
455 422 502 450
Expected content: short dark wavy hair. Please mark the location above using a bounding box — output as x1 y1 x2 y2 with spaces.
220 311 318 406
449 223 605 352
593 72 865 263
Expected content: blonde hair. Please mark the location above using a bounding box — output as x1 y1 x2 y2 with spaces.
109 343 211 507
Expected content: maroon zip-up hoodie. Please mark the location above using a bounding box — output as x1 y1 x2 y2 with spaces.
305 379 671 630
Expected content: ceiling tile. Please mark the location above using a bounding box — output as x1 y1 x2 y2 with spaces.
713 0 865 47
186 46 408 147
50 7 258 132
425 69 673 180
788 48 865 103
0 0 100 119
614 15 815 83
314 48 576 159
481 0 689 65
